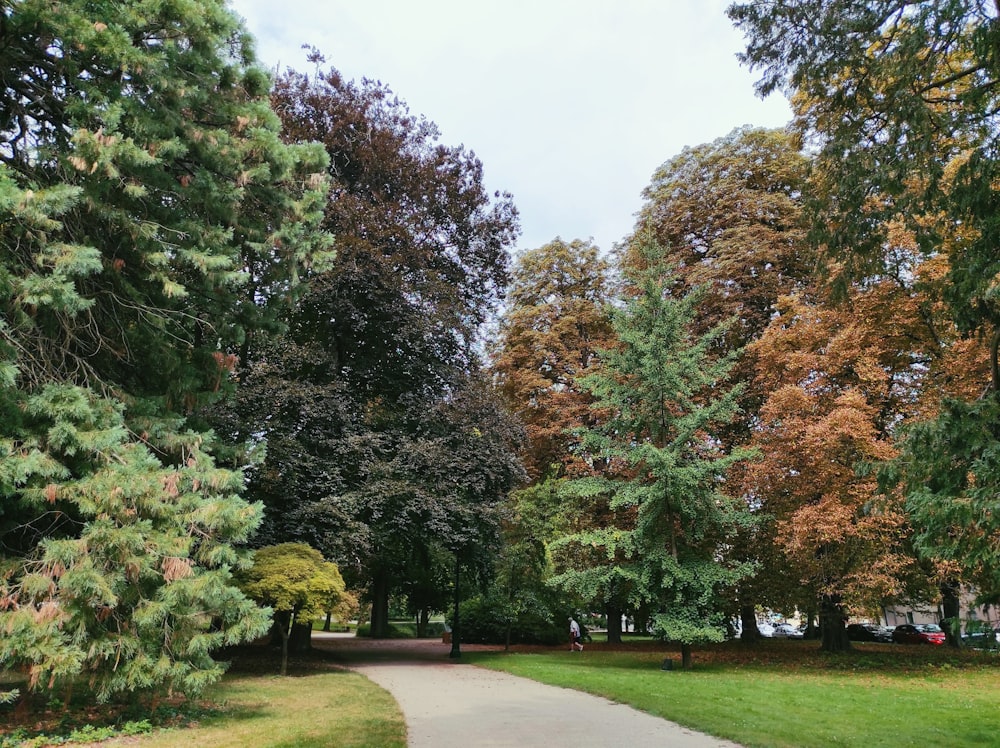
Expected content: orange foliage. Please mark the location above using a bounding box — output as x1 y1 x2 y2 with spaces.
745 276 924 612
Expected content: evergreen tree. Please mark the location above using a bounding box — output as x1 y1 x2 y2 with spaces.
0 0 329 702
552 237 754 669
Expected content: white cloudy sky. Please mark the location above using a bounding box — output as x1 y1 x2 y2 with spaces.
227 0 792 254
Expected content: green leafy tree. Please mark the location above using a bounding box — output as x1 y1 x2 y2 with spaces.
880 396 1000 611
237 543 346 676
487 478 579 649
0 0 327 702
628 126 814 641
553 237 755 669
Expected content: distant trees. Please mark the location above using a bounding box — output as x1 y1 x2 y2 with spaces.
487 111 997 654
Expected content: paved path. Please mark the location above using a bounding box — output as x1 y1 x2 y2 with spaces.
313 634 742 748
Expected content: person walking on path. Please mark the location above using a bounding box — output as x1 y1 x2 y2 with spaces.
569 617 584 651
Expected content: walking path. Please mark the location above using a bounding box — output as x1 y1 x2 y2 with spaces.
312 634 741 748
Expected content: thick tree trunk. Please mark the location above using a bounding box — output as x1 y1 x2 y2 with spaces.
289 620 312 653
370 571 390 639
417 608 430 638
940 580 962 648
605 603 623 644
681 642 693 670
819 594 850 652
635 602 652 635
802 609 819 640
739 604 762 643
280 620 290 677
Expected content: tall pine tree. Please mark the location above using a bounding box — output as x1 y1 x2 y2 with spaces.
0 0 330 702
552 236 754 668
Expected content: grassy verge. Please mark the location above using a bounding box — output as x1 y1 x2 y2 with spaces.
465 640 1000 748
1 651 405 748
117 669 405 748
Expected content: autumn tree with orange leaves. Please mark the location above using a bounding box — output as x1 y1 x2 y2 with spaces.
731 0 1000 636
743 240 970 651
491 238 615 481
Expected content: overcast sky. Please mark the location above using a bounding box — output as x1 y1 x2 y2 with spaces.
228 0 792 255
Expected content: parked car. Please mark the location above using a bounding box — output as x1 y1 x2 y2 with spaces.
961 630 1000 650
771 622 802 639
847 622 893 643
892 623 946 645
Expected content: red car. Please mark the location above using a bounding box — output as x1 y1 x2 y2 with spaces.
892 623 946 645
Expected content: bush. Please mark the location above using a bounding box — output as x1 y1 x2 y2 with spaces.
354 621 447 639
452 596 563 645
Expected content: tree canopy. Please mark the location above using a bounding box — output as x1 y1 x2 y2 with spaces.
491 238 615 480
237 543 346 675
216 59 525 639
0 0 328 701
728 0 1000 338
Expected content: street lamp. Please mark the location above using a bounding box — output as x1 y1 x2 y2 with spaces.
449 552 461 658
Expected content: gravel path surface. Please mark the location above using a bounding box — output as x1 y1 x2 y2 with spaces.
312 634 742 748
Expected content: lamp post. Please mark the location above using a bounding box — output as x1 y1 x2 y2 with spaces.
449 551 461 658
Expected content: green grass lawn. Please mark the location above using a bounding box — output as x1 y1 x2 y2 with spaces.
5 639 999 747
465 640 1000 748
121 669 405 748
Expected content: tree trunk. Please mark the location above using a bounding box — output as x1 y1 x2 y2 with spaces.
605 603 623 644
635 602 652 635
990 326 1000 396
280 618 291 676
417 608 430 638
802 608 819 640
940 579 962 648
323 610 332 632
370 571 390 639
819 594 850 653
739 604 762 643
680 642 693 670
288 619 312 653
